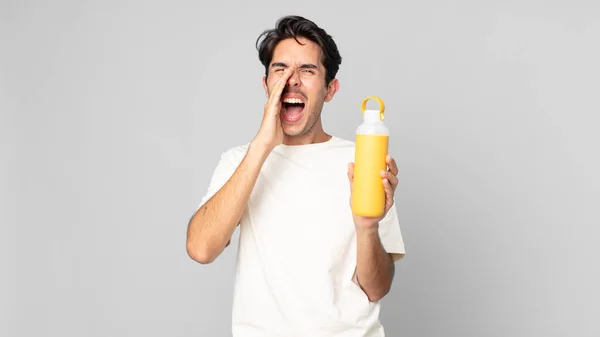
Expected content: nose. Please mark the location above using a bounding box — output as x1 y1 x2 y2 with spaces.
287 68 300 87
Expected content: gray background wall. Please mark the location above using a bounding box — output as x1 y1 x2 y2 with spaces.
2 0 599 336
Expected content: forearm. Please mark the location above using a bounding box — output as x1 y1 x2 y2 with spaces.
186 141 272 263
355 225 395 302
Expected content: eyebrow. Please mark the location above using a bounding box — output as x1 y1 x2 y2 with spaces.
271 62 318 70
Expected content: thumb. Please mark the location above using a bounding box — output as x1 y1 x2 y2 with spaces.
347 162 354 191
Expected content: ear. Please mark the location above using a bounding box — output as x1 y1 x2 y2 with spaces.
324 78 339 103
262 75 269 98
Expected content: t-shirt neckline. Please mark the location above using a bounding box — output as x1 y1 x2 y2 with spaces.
276 135 339 151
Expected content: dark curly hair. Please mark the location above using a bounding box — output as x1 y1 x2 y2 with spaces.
255 15 342 86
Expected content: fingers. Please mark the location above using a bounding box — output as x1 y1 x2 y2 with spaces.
386 154 398 176
348 162 354 179
268 68 293 104
380 169 398 188
382 155 398 211
383 178 395 209
348 162 354 192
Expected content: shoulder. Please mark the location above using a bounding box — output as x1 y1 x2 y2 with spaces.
328 136 356 155
222 143 250 159
330 135 355 146
213 143 250 169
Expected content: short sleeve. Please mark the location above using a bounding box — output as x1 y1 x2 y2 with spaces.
378 203 406 262
197 149 240 210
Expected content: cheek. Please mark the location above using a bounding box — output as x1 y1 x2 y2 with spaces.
304 80 328 99
267 73 283 85
266 80 278 93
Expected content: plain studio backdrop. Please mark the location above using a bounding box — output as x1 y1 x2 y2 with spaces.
1 0 599 336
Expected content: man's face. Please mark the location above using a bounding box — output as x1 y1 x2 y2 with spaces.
263 37 338 137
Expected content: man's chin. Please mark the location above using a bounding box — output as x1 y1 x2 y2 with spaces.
283 121 309 136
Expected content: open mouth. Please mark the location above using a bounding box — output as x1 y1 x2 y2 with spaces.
282 97 305 123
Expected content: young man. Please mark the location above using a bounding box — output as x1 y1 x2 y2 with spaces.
186 15 405 337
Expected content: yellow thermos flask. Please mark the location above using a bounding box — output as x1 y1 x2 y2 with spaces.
351 96 389 217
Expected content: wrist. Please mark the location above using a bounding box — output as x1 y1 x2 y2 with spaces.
355 223 379 237
248 139 274 160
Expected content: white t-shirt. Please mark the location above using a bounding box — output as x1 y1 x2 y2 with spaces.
198 136 405 337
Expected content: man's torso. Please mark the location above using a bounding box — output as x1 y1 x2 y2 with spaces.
224 137 385 337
